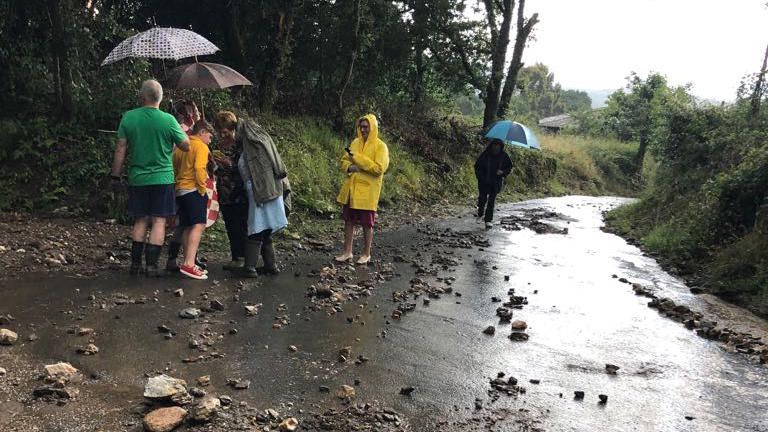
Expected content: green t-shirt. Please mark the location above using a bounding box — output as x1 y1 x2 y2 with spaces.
117 107 187 186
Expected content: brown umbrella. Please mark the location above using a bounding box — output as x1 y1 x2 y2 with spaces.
164 62 253 90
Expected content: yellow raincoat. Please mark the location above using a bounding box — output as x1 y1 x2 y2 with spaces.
336 114 390 212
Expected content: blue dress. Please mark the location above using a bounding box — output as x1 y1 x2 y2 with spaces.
238 156 288 236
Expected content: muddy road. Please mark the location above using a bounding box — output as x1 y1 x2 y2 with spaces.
1 196 767 432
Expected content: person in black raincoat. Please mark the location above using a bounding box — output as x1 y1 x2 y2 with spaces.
474 139 512 227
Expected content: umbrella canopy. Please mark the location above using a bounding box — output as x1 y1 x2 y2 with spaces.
485 120 541 150
101 27 219 66
164 62 253 90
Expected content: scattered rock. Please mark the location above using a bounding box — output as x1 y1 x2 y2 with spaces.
319 385 330 393
190 396 220 423
244 304 262 316
509 332 530 341
0 328 18 345
76 344 99 355
337 385 356 399
279 417 299 431
44 362 79 383
598 394 608 404
228 379 250 390
288 345 298 352
33 386 79 400
179 308 201 319
210 299 225 311
0 367 6 376
605 364 620 375
219 395 232 406
483 326 496 335
143 407 188 432
174 289 184 297
511 320 528 331
197 376 211 387
144 375 188 400
574 391 585 400
77 327 95 336
529 379 540 385
399 386 415 396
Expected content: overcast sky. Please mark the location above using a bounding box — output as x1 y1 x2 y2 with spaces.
522 0 768 101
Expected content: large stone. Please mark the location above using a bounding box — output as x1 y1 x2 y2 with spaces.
190 396 220 423
144 375 188 400
143 407 187 432
44 362 79 383
0 329 18 345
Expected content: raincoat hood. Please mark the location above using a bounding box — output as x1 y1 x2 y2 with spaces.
355 114 379 147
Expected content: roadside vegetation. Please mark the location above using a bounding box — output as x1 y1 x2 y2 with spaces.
595 71 768 317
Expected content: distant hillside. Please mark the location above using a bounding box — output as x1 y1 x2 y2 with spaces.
584 89 616 108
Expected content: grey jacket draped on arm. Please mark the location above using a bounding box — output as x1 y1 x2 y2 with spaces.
237 118 289 205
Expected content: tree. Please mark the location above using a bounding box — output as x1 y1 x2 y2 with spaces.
602 72 689 169
497 0 539 118
430 0 538 127
259 0 300 112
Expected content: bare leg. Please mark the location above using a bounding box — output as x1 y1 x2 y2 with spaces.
361 227 373 258
183 224 205 267
148 217 166 246
132 217 149 242
343 222 355 255
335 222 356 262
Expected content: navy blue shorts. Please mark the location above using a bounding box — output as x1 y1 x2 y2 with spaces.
128 184 176 218
177 191 208 227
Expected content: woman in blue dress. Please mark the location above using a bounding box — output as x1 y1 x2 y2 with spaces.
214 111 289 277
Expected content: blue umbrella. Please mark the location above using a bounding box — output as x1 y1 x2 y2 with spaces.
484 120 541 150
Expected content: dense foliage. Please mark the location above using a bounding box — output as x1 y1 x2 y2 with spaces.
604 72 768 316
0 0 605 214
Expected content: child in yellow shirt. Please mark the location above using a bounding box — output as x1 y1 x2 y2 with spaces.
171 120 213 280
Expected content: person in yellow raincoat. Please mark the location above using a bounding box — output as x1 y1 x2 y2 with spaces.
335 114 390 265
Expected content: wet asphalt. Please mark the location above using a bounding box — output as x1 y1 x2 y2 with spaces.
1 196 767 432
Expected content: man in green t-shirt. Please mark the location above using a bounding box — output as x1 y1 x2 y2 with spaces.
110 79 190 277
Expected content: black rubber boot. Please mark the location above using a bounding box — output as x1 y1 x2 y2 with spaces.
165 241 182 273
258 240 279 275
145 244 163 278
241 239 261 278
130 241 145 276
223 258 244 272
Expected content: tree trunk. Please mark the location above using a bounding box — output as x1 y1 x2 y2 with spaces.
412 0 428 104
259 1 297 113
634 134 648 170
47 0 75 122
750 43 768 119
335 0 362 132
481 0 513 128
497 0 539 119
224 1 246 73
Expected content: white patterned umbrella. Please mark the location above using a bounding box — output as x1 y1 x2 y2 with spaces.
101 27 220 66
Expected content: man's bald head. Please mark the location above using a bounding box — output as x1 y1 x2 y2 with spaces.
140 79 163 107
